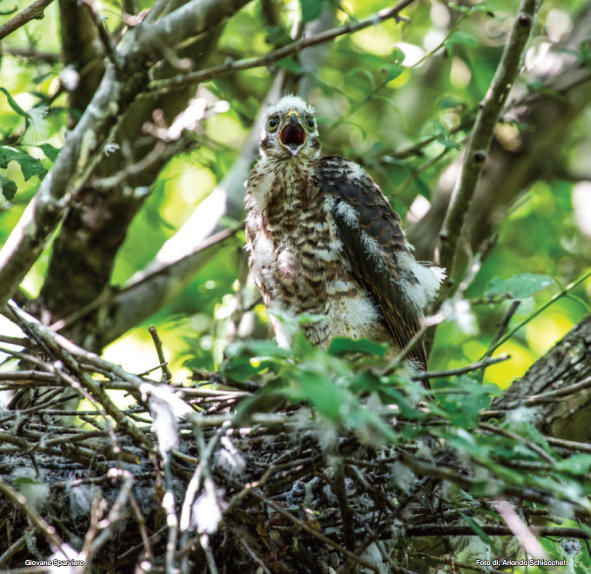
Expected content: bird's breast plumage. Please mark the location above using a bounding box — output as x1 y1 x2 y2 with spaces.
245 157 386 348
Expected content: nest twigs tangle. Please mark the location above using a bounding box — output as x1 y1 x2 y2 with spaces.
1 301 590 573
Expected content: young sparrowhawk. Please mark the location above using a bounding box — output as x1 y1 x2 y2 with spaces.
245 95 444 370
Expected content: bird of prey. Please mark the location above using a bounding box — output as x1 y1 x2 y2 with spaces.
245 95 444 370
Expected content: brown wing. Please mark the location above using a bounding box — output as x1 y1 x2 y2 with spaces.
316 156 428 370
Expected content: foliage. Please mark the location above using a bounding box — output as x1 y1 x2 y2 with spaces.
0 0 591 572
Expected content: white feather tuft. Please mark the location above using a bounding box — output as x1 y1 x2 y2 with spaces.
253 233 275 267
335 202 386 267
360 232 385 267
334 201 359 226
397 251 445 310
328 293 379 339
346 161 368 180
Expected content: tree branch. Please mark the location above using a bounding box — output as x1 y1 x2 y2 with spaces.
436 0 537 294
407 4 591 264
492 314 591 442
103 226 239 344
407 524 589 540
131 0 252 63
0 477 67 553
148 0 416 94
40 5 226 342
0 0 250 309
0 0 55 41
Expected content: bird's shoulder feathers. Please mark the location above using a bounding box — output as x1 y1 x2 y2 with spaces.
315 155 440 369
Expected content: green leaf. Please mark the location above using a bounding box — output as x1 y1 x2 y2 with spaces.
434 376 496 428
264 26 292 47
349 370 380 392
12 476 42 486
300 0 323 22
328 337 387 357
276 58 302 73
345 68 376 92
391 47 405 65
296 312 327 325
449 31 478 46
0 146 47 181
440 96 464 109
233 383 287 424
414 177 431 199
379 386 426 420
0 175 17 200
0 87 28 117
502 420 552 458
222 357 263 382
384 64 404 82
38 143 61 162
291 370 349 422
33 72 54 85
432 119 459 150
222 340 291 382
445 31 478 56
556 454 591 475
486 273 553 299
225 339 291 360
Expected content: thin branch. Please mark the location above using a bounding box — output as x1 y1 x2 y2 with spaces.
480 300 521 378
247 489 380 573
103 225 240 343
0 0 55 41
479 422 555 464
524 375 591 405
82 0 119 68
133 0 251 62
546 437 591 455
394 140 463 196
482 269 591 360
6 300 152 450
148 0 416 94
0 532 27 566
380 311 446 375
399 452 589 515
2 47 59 61
436 0 537 296
148 325 172 384
0 477 67 552
412 353 510 381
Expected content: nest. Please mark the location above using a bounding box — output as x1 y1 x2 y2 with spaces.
0 301 450 573
1 302 590 574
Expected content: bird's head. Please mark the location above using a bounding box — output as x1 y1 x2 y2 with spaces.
260 95 320 160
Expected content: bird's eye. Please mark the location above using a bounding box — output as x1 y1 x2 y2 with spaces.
306 117 315 129
267 117 279 131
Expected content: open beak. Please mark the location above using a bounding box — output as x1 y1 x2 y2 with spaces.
279 111 306 156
